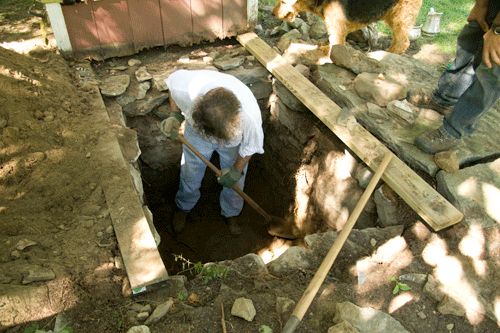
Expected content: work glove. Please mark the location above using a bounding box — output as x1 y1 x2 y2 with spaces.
160 112 184 139
217 165 243 188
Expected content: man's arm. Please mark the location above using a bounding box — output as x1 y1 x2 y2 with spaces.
160 90 185 139
217 155 252 188
233 155 252 174
483 3 500 68
169 90 181 113
468 0 490 31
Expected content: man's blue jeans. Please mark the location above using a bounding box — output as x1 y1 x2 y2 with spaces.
432 20 500 138
175 123 247 218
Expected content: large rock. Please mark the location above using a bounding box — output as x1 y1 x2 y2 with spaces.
276 29 303 52
227 66 272 100
437 157 500 228
374 185 400 227
99 74 130 97
266 246 316 275
437 295 466 317
333 301 410 333
330 44 382 75
353 72 407 107
144 300 174 325
231 297 256 321
269 95 319 144
313 63 365 109
122 91 169 117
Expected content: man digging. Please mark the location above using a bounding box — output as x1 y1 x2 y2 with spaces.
160 69 264 236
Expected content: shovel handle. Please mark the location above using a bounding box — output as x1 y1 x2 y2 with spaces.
283 151 393 333
177 133 272 222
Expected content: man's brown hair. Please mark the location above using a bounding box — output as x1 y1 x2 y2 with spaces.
192 87 242 142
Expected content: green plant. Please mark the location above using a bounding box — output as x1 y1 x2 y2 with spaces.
113 311 123 331
174 254 229 284
198 263 229 284
389 276 411 294
258 11 268 21
177 290 188 300
23 324 41 333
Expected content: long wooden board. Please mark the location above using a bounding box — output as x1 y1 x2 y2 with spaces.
81 61 169 293
237 32 463 231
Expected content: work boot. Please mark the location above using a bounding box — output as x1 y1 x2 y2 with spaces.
414 128 460 154
224 216 242 236
172 209 189 234
407 91 452 116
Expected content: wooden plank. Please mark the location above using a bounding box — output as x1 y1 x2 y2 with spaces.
82 64 169 292
237 32 463 231
99 133 169 292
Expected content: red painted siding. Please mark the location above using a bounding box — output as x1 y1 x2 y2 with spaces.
61 0 251 60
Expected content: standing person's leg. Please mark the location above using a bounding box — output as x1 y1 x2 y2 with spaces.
175 124 214 212
432 21 485 108
409 21 484 114
442 62 500 138
415 63 500 154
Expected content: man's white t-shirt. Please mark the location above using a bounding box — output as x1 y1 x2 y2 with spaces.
166 69 264 158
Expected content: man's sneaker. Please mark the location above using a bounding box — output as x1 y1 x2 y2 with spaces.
224 217 242 236
407 91 452 116
172 209 188 234
414 128 460 154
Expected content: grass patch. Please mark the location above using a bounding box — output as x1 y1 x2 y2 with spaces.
377 0 475 54
258 0 475 54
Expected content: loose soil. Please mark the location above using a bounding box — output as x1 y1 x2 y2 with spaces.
1 1 499 333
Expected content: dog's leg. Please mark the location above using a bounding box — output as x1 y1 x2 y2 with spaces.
322 2 349 56
383 0 422 54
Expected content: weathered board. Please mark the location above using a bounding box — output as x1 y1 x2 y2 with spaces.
237 32 463 231
81 62 169 292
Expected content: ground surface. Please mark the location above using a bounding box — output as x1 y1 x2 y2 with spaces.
1 1 499 333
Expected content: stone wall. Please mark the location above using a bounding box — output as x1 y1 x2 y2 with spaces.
261 65 378 234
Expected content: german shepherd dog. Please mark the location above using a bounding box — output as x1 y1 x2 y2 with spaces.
272 0 422 54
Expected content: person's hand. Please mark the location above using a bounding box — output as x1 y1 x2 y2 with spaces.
217 166 243 188
468 3 489 32
483 29 500 68
160 112 184 139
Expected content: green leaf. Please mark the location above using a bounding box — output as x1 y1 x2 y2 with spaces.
399 283 411 291
23 324 41 333
389 276 396 282
393 284 400 294
259 325 273 333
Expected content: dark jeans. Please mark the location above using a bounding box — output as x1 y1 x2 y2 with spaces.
432 2 500 138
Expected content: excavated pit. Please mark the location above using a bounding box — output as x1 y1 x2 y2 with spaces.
140 149 296 275
130 87 379 275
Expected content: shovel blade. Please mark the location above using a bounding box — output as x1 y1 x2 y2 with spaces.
266 217 300 240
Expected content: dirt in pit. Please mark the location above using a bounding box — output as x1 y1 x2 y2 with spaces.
1 1 500 332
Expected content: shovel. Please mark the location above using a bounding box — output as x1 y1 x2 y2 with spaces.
282 151 393 333
177 133 300 240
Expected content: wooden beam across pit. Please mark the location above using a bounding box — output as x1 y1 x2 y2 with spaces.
237 32 463 231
